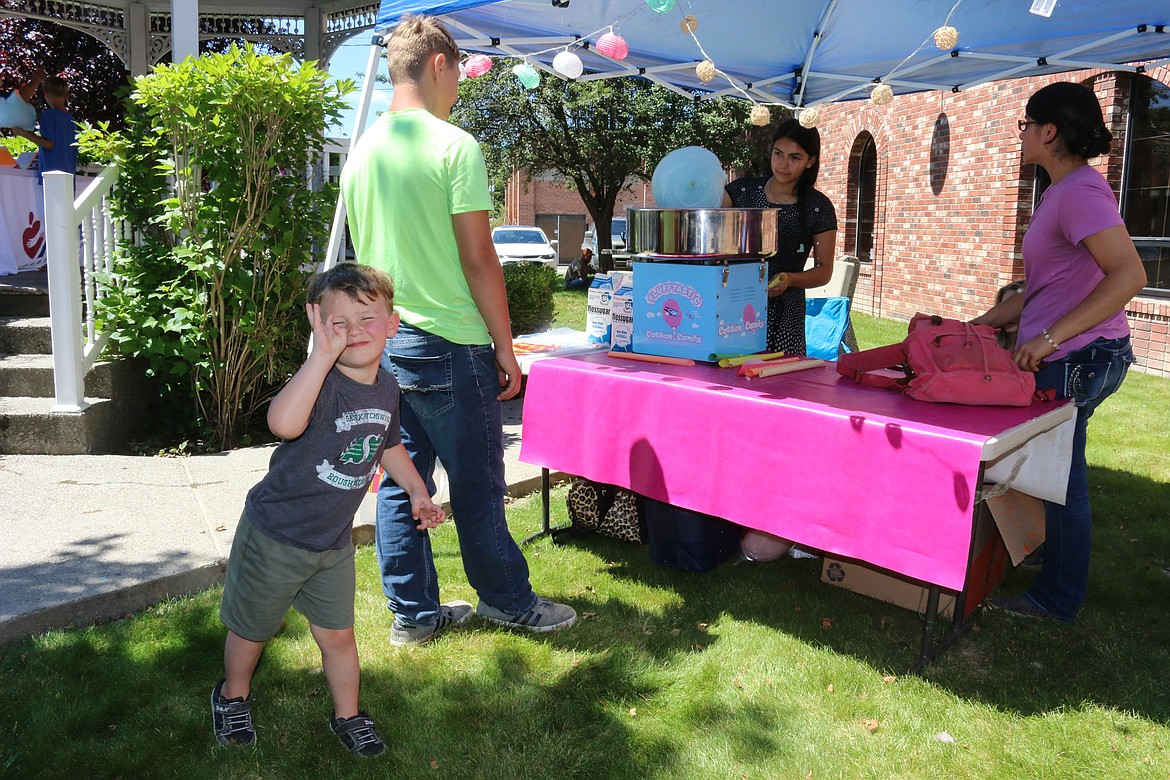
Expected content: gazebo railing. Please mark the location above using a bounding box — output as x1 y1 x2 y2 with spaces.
42 166 127 412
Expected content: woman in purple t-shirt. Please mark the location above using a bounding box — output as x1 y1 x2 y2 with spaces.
974 82 1147 623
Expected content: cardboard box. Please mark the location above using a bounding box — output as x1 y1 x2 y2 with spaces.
632 260 767 361
821 500 1014 619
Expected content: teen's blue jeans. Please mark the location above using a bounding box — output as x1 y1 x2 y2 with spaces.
1028 336 1134 623
375 323 536 627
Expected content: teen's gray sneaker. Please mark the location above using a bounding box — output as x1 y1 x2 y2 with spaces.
329 711 387 757
476 596 577 633
389 600 473 646
211 678 255 747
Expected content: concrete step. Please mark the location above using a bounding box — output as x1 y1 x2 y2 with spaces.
0 316 53 355
0 396 116 455
0 354 117 398
0 290 50 318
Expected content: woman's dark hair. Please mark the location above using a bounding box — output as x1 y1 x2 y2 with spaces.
772 118 822 190
771 118 822 259
1026 81 1112 159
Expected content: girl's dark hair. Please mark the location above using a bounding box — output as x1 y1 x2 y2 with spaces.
771 118 823 259
1026 81 1112 159
772 118 822 190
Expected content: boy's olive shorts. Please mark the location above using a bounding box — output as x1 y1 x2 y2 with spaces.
220 512 356 642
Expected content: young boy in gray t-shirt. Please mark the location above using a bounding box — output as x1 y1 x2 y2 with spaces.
212 263 444 756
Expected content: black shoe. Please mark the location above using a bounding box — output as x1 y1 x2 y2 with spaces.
330 711 387 757
211 678 256 747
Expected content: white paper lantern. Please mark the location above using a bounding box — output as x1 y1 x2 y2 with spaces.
696 60 717 83
933 25 958 50
871 83 893 105
749 104 772 126
798 107 820 128
596 31 629 61
553 50 584 79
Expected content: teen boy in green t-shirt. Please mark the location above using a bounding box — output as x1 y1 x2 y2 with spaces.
341 14 576 645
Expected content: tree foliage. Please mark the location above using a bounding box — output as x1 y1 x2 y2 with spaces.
450 70 775 270
79 44 352 448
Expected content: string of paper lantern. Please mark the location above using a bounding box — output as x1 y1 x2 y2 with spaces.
872 0 965 105
451 0 964 123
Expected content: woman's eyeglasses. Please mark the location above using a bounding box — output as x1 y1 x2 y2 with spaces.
1017 119 1038 132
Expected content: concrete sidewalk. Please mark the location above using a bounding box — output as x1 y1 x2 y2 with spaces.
0 398 546 644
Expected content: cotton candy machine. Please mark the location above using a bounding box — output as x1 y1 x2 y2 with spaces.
625 207 778 361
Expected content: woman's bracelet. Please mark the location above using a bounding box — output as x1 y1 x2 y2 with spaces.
1040 328 1061 351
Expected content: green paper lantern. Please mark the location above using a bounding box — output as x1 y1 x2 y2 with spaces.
645 0 677 14
512 62 540 90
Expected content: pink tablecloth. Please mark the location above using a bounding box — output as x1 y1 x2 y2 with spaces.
520 353 1069 591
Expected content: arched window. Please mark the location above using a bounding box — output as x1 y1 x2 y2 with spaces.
1121 73 1170 297
846 132 878 262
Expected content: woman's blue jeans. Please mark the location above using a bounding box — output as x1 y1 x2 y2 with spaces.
375 323 536 627
1028 336 1134 622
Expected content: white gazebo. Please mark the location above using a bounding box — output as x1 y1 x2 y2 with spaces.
0 1 381 74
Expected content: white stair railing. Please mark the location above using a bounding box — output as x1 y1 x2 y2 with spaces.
42 166 125 412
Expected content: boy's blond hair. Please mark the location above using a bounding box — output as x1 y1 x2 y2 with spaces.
385 14 460 85
307 263 395 309
43 76 69 98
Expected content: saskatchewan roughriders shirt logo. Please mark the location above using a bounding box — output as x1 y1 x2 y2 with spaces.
316 408 395 490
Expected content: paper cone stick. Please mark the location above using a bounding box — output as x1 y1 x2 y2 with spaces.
608 351 696 367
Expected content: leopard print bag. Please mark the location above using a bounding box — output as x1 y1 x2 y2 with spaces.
566 477 646 544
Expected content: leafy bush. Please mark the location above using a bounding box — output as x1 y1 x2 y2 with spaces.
503 263 558 336
78 45 352 448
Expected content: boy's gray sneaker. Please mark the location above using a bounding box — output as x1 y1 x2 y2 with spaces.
330 711 387 758
476 596 577 633
211 678 255 747
390 600 472 646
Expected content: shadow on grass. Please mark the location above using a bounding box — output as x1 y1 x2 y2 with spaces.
545 462 1170 726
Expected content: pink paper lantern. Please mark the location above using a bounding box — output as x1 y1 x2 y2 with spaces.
464 54 493 78
596 32 629 61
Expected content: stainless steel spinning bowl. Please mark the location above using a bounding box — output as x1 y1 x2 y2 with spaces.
626 208 780 258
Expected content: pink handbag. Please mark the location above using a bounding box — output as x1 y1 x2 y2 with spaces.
837 313 1038 406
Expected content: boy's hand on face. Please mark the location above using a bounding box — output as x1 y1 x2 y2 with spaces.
307 302 348 360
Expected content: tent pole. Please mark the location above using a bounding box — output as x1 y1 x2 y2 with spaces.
323 34 385 271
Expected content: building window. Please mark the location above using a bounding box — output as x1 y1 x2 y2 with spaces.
847 132 877 262
1121 73 1170 297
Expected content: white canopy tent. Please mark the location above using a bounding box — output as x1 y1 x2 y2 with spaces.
323 0 1170 265
369 0 1170 107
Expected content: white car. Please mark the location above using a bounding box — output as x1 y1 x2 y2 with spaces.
492 226 559 270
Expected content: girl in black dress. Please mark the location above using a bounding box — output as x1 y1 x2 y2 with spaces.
722 119 838 355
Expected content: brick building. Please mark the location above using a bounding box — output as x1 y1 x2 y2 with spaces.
502 170 657 263
503 66 1170 376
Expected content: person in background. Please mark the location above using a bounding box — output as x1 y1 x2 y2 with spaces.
993 280 1026 350
212 264 444 756
723 119 838 356
0 67 42 134
974 81 1146 623
565 247 595 290
340 14 576 646
10 75 77 176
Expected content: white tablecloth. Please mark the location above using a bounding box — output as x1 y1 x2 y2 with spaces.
0 168 45 275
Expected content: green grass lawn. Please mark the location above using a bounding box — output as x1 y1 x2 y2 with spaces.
2 303 1167 778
